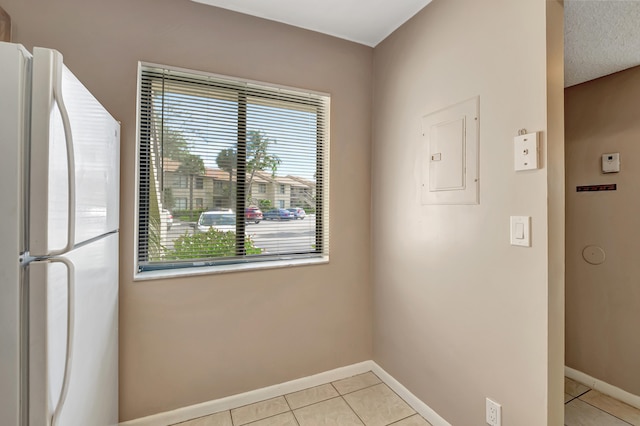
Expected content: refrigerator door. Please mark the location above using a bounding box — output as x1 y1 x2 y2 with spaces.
28 233 118 426
29 47 120 257
0 41 30 426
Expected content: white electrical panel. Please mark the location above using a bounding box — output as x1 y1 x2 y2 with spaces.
602 153 620 173
421 97 479 205
429 118 465 191
514 132 539 171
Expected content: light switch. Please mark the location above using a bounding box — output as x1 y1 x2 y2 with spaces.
510 216 531 247
514 132 539 171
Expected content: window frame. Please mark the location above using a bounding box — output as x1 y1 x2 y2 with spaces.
134 62 330 279
175 198 187 210
176 175 188 188
195 176 204 190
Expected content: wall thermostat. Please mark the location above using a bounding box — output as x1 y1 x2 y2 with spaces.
602 153 620 173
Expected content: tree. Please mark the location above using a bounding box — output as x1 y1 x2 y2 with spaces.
162 127 189 160
177 153 205 211
258 199 272 211
216 148 237 208
163 187 175 210
247 130 281 196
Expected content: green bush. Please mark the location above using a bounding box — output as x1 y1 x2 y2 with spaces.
258 199 272 211
172 209 205 222
166 228 262 259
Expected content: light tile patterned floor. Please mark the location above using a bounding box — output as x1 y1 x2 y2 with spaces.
171 373 640 425
173 372 432 426
565 377 640 426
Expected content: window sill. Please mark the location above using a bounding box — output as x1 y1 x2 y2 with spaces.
134 256 329 282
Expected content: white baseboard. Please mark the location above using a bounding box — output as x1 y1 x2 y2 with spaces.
565 366 640 410
370 363 451 426
120 360 450 426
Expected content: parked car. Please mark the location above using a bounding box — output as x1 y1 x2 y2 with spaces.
263 208 294 220
245 206 263 223
161 209 173 231
197 210 236 233
286 207 306 220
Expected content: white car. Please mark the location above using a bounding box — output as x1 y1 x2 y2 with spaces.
197 210 236 233
161 209 173 231
287 207 306 220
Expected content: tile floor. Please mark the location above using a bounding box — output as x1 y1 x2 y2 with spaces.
171 372 640 426
173 372 432 426
565 377 640 426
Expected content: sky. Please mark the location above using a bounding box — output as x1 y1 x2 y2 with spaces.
157 93 320 181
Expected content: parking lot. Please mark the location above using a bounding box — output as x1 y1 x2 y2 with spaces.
163 214 317 255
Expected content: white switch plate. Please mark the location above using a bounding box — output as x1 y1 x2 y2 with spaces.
510 216 531 247
514 132 539 171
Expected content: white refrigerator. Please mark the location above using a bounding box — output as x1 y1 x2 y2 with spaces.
0 43 120 425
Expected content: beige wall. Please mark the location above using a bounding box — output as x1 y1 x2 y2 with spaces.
4 0 373 420
371 0 564 424
565 65 640 396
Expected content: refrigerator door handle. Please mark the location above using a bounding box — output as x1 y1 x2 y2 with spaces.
47 257 75 426
48 67 76 256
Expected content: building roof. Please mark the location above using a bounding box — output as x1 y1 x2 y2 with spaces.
285 175 315 188
163 159 314 186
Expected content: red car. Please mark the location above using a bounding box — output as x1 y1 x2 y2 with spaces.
245 206 263 223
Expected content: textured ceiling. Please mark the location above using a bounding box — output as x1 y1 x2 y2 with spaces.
191 0 433 47
565 0 640 87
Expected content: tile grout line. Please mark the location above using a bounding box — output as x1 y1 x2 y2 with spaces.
340 394 369 426
574 397 635 426
281 390 300 426
285 383 340 411
333 372 385 424
337 372 417 425
185 371 425 426
361 378 423 425
387 414 424 425
343 381 423 426
334 373 383 397
231 396 290 426
232 373 380 425
239 410 295 426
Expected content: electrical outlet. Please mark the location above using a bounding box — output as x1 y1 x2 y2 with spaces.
486 398 502 426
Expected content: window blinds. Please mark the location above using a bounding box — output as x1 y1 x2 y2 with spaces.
137 64 329 272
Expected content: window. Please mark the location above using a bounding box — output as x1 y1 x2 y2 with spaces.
175 198 187 210
136 64 329 274
176 175 188 189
